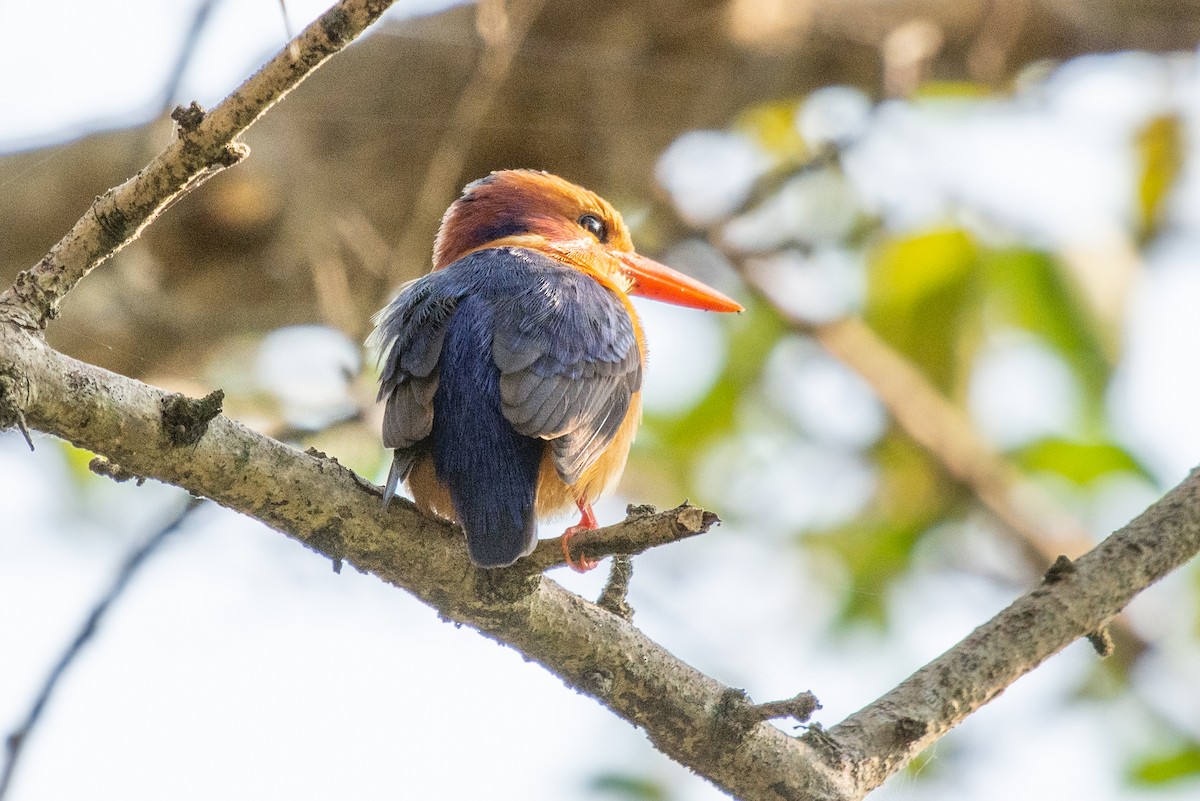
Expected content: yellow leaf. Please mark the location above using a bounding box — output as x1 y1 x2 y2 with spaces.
1135 114 1184 242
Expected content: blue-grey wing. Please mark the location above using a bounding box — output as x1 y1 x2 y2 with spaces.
489 252 642 485
371 247 642 503
370 271 465 458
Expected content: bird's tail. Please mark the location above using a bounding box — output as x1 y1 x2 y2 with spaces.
442 420 542 567
380 450 415 510
453 482 539 568
428 296 545 568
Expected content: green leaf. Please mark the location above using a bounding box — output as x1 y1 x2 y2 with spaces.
734 99 807 161
1130 743 1200 786
866 228 980 392
1013 438 1153 485
816 518 926 624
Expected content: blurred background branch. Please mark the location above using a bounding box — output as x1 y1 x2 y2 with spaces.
390 0 548 271
0 497 201 801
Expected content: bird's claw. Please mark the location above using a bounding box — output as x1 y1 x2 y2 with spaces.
562 501 600 572
562 525 598 572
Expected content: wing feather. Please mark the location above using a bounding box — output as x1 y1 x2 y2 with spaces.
491 253 642 485
370 271 466 454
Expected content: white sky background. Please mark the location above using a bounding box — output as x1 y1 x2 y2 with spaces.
4 2 1200 801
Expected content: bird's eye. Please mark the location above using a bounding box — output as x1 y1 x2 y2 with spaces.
578 214 607 242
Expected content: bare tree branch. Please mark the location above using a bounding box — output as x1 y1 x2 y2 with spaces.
521 502 718 575
826 475 1200 794
3 295 1198 800
0 0 400 331
390 0 548 270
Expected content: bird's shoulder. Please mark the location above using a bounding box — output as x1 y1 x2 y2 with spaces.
443 246 606 298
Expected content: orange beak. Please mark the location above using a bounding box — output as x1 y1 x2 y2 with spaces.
616 251 743 313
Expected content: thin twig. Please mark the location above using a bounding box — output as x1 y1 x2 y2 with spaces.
158 0 224 114
0 0 400 331
751 691 822 725
0 497 202 800
596 555 635 620
519 502 718 574
390 0 547 271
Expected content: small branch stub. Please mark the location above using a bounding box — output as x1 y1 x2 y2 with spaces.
1043 554 1076 584
597 555 634 620
171 102 207 133
522 501 721 573
89 456 144 485
1042 555 1115 656
751 691 823 726
1087 627 1115 658
160 389 224 447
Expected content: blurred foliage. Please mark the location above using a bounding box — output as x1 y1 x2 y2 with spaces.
911 80 994 100
812 435 960 624
978 247 1112 408
866 231 1111 409
1130 741 1200 786
640 297 787 499
587 772 669 801
642 73 1176 635
734 99 810 164
866 227 978 393
612 68 1199 798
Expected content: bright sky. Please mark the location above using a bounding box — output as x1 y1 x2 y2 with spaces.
0 1 461 151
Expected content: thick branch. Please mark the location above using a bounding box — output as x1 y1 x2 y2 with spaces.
0 325 847 800
5 285 1200 800
828 473 1200 794
0 0 398 330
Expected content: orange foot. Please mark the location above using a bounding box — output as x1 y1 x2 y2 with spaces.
562 500 599 572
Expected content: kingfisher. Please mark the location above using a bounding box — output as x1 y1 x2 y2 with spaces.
371 170 741 570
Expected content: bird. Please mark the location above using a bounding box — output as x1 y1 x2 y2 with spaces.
371 169 742 570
